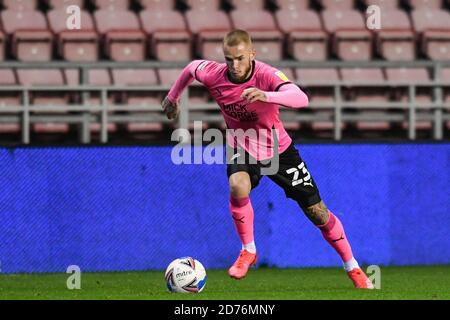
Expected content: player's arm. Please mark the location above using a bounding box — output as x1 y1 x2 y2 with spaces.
241 83 309 109
162 60 207 120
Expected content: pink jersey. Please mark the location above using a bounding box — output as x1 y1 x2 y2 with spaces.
169 60 308 160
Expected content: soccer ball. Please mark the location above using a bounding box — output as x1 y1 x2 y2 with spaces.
164 257 207 293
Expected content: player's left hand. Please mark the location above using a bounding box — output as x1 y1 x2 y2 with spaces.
241 88 267 103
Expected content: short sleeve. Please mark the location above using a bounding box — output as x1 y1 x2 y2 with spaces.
192 60 219 87
264 67 293 92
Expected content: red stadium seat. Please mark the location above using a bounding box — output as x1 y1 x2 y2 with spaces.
295 68 340 131
0 31 5 61
340 68 390 131
111 68 163 132
230 10 283 61
48 9 99 61
65 69 112 86
17 69 70 133
0 68 20 109
3 0 37 10
94 9 146 61
158 68 184 85
0 69 20 133
138 0 176 10
386 68 433 112
340 68 387 102
322 9 373 61
364 0 399 9
185 9 232 61
140 10 191 61
17 69 68 106
111 68 159 104
373 10 416 61
411 9 450 60
442 68 450 103
185 0 221 10
275 9 328 61
295 68 339 103
409 0 443 9
276 0 310 10
1 10 53 61
46 0 85 9
64 68 114 101
64 68 118 132
229 0 266 10
94 0 130 10
319 0 354 9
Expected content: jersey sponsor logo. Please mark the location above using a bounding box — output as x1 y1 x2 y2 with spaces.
221 102 259 122
275 70 289 82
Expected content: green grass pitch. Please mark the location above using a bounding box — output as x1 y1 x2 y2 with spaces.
0 266 449 300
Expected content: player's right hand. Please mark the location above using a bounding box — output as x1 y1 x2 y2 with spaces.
162 96 180 120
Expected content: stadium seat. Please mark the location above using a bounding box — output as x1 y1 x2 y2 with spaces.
0 69 21 133
295 68 339 103
0 31 5 61
111 68 160 104
140 10 191 61
386 67 433 131
64 68 114 102
340 68 391 131
442 68 450 103
230 10 283 61
185 9 232 61
48 9 99 61
94 0 130 10
138 0 176 10
229 0 266 10
373 10 416 61
295 68 340 130
364 0 399 9
411 9 450 61
185 0 222 10
408 0 443 9
319 0 354 9
46 0 85 9
322 9 373 61
275 0 310 11
111 68 163 132
17 69 68 106
1 10 53 61
340 68 388 102
17 69 70 133
94 9 146 61
158 68 183 85
64 68 118 132
275 9 328 61
3 0 38 10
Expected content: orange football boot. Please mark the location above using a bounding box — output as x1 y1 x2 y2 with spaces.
228 250 257 280
347 268 374 289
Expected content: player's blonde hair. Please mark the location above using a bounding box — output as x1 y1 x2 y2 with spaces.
223 29 253 48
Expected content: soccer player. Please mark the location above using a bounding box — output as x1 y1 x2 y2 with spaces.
162 30 373 289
